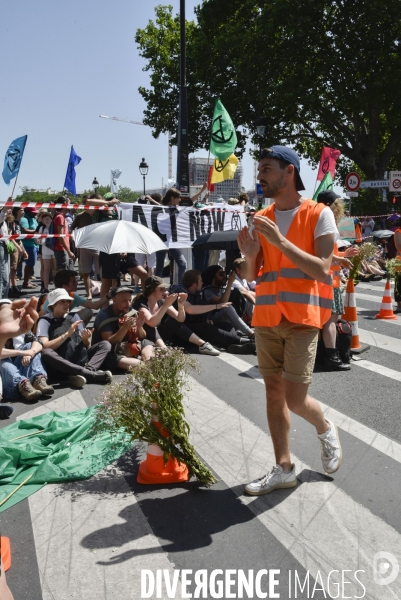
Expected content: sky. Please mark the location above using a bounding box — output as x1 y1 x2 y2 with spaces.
0 0 344 200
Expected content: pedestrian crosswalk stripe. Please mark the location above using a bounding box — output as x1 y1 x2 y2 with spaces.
358 329 401 354
19 392 176 600
355 292 396 304
185 377 401 600
216 354 401 465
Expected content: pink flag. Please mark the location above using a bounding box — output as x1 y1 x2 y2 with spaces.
316 146 341 181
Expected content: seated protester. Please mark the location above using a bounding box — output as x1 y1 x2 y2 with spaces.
133 276 220 356
171 270 256 354
39 269 110 320
201 265 254 337
37 289 113 389
231 257 256 321
1 333 54 402
93 286 153 370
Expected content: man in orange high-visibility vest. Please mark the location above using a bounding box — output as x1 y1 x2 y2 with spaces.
238 146 342 496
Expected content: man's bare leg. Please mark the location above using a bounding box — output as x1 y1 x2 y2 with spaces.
264 375 330 471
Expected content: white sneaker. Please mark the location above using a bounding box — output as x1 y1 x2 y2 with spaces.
68 374 87 388
318 420 342 474
199 342 220 356
244 464 297 496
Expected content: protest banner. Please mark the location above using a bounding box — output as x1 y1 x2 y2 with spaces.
118 203 246 248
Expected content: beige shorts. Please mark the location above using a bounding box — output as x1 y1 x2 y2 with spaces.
255 318 319 384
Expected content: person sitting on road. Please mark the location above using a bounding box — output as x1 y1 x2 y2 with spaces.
39 269 110 320
37 289 113 389
171 270 256 354
201 265 254 338
231 257 256 322
133 276 220 355
92 286 154 370
1 331 54 402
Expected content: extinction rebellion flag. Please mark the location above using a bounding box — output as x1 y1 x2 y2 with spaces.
209 98 237 161
2 135 28 185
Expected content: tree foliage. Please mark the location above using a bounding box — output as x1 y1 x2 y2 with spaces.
136 0 401 186
15 186 140 204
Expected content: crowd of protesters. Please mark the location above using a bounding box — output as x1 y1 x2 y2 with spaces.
0 186 399 418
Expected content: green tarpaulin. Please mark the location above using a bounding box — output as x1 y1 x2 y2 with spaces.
0 407 133 512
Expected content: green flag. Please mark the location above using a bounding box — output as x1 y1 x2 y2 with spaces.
209 98 237 161
313 172 333 201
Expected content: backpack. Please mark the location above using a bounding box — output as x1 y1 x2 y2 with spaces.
336 319 352 364
45 218 56 250
315 318 352 365
39 312 88 365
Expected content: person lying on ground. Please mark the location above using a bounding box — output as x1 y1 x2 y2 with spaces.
93 286 154 370
37 289 113 389
133 276 220 356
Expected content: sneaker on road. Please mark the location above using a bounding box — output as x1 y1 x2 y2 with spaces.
68 374 87 388
199 342 220 356
318 419 342 474
228 342 256 354
82 369 113 384
244 464 297 496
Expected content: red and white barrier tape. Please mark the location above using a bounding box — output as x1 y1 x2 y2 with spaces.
0 234 70 240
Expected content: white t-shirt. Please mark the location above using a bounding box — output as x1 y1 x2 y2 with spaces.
274 204 338 240
37 312 83 338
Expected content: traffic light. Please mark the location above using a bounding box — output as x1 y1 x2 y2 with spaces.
392 197 397 205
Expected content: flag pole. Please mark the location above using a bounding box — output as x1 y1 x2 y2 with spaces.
10 172 20 199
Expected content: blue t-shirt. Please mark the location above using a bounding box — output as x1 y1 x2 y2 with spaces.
19 215 38 247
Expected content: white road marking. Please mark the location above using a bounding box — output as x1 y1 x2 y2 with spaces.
186 377 401 600
358 328 401 354
217 353 401 465
20 392 176 600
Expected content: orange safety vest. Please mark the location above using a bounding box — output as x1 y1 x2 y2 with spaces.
331 242 341 289
253 200 333 329
355 223 362 243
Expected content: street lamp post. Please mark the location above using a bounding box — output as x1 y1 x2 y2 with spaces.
176 0 190 202
139 158 149 196
92 177 99 193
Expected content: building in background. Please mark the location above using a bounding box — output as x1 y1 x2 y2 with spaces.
189 157 243 201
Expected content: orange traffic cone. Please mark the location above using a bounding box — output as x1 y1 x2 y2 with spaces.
375 280 397 320
342 278 363 350
1 537 11 572
137 405 189 485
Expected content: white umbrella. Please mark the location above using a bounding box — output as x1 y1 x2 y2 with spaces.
73 220 168 254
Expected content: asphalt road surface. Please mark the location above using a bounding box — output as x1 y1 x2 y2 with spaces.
1 279 401 600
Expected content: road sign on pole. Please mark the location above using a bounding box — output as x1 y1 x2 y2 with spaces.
359 180 389 188
345 172 360 191
389 171 401 192
345 192 359 197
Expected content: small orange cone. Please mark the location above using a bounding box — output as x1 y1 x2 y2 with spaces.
342 278 363 350
1 537 11 572
137 406 189 485
375 280 397 320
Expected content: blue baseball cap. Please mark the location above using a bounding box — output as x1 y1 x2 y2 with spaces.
259 145 305 191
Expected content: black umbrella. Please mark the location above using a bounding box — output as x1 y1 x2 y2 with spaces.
192 230 240 272
191 229 239 250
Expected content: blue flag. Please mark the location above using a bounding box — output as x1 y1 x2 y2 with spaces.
2 135 28 185
64 146 82 196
